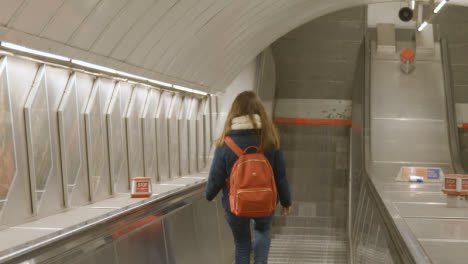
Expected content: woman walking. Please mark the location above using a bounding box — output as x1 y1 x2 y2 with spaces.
206 91 292 264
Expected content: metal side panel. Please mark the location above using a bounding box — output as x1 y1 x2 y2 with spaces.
197 99 207 171
57 73 82 208
126 87 148 179
163 203 201 264
0 57 18 221
114 217 167 264
191 194 223 263
178 96 192 176
215 198 235 263
63 243 118 264
1 183 234 264
187 98 200 174
142 89 161 182
156 92 174 182
168 94 183 179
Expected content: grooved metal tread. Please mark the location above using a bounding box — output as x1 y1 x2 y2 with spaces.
268 208 349 263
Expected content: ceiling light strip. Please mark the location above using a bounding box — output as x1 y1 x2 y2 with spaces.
418 21 428 31
0 41 208 96
1 42 70 61
434 0 447 13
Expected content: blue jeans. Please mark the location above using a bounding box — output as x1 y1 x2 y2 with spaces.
224 211 274 264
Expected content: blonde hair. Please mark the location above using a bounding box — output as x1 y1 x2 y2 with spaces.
216 91 280 152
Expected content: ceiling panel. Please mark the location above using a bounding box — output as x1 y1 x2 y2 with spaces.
143 0 206 69
40 0 101 43
153 0 230 71
163 0 252 79
0 0 25 26
68 0 129 50
126 0 197 66
8 0 65 35
90 0 155 56
3 0 467 93
110 0 178 61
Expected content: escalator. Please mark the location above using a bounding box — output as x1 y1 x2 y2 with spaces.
2 34 465 264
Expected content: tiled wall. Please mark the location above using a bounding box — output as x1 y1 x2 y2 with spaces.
270 6 367 226
272 7 366 101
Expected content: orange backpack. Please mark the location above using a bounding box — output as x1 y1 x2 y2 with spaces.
225 136 277 217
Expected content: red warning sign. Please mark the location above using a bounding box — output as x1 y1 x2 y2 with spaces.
131 177 152 198
462 179 468 191
445 178 457 189
136 182 149 193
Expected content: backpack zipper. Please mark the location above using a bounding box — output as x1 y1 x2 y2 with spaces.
236 189 272 210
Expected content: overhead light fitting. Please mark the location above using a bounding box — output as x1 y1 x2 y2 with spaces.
0 41 208 96
411 0 415 9
0 41 70 61
148 79 172 88
418 21 428 31
71 59 117 74
434 0 447 13
115 71 148 81
173 85 207 95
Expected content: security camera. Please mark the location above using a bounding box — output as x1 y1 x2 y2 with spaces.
399 7 414 22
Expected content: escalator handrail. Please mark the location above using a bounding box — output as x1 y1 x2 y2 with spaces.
441 38 465 174
0 181 207 263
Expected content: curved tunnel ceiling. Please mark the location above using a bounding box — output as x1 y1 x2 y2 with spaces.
0 0 467 93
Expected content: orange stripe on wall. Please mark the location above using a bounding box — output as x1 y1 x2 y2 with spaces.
274 118 352 126
458 124 468 129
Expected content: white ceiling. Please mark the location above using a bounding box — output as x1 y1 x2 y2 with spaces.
0 0 466 93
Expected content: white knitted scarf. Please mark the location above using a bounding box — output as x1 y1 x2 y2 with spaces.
231 114 262 130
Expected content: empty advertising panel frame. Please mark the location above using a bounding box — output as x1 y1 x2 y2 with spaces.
197 99 207 171
156 92 174 182
126 87 149 179
168 94 183 179
25 65 70 216
142 89 161 182
106 82 134 194
203 98 212 166
187 98 201 174
43 66 78 216
0 57 18 219
84 78 115 202
178 96 193 176
1 57 48 225
57 73 83 207
106 82 133 193
107 83 124 195
71 72 95 207
24 65 51 215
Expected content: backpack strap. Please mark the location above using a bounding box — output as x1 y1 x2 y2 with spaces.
224 136 243 157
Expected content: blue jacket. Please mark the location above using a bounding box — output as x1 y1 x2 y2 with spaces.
205 129 292 212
